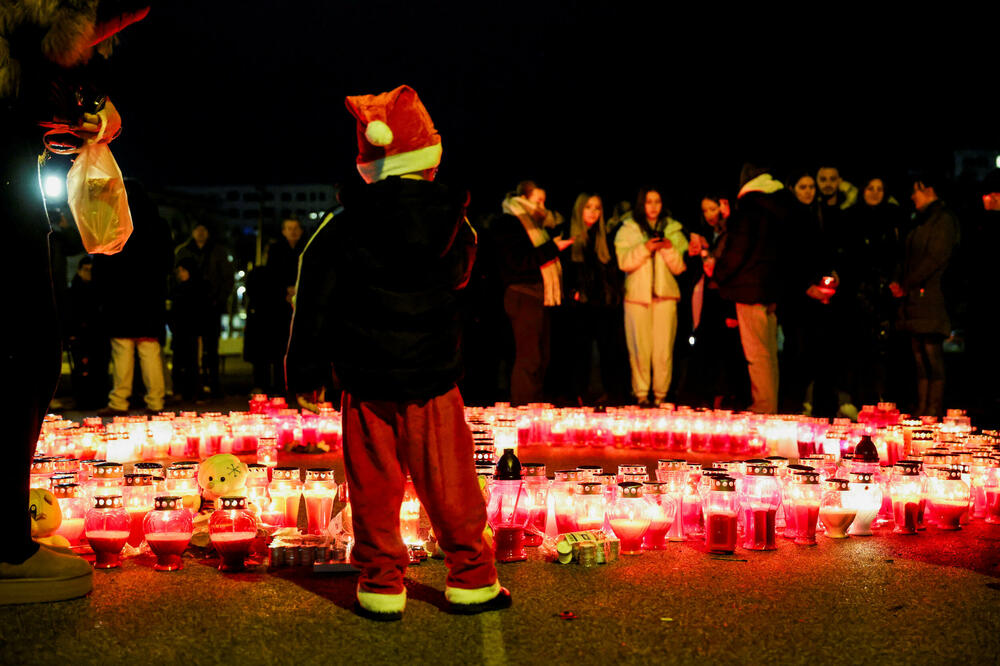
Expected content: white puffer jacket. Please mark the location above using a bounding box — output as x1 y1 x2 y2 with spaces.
614 214 688 304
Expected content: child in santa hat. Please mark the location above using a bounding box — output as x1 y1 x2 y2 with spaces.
286 84 510 621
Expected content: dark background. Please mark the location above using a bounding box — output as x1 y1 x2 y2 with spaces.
105 1 998 222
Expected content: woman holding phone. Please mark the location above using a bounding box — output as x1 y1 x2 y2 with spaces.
614 187 688 405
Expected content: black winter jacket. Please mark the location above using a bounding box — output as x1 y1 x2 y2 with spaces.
286 177 476 401
714 188 790 306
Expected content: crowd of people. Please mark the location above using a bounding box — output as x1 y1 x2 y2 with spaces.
472 164 1000 421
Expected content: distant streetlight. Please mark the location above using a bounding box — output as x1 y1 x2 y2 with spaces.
995 154 1000 169
44 175 63 200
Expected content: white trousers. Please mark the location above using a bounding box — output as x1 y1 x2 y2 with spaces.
108 338 165 411
624 299 678 403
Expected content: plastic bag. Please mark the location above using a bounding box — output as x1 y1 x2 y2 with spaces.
65 141 132 255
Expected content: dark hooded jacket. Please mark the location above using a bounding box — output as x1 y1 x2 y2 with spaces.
285 177 477 401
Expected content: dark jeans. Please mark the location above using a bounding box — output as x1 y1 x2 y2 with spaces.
780 302 838 417
504 286 549 406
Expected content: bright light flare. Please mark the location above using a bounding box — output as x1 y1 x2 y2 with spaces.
44 175 64 199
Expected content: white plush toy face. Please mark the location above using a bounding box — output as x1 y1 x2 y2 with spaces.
29 488 62 537
198 454 248 501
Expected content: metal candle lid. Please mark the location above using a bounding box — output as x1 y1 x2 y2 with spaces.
93 495 123 509
217 496 247 510
154 496 184 510
555 470 580 482
745 463 776 476
642 481 668 495
93 462 124 478
50 473 77 486
30 458 55 474
765 456 789 464
711 476 736 492
895 464 921 477
247 464 268 479
52 483 79 498
911 429 935 441
124 473 153 487
937 468 963 481
656 459 686 472
305 468 335 482
271 467 300 481
577 482 603 496
521 463 547 478
595 473 619 486
620 464 649 475
134 462 164 474
618 482 643 498
826 478 850 491
793 471 820 485
850 472 874 484
166 464 196 479
787 464 815 473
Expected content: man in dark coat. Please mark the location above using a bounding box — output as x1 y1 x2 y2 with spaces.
174 222 234 396
711 163 789 414
286 85 507 621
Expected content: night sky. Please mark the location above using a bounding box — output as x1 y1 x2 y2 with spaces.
107 2 996 221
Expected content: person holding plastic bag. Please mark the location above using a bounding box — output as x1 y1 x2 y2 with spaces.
0 1 149 606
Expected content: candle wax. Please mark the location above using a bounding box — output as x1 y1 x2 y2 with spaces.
210 531 257 571
610 518 650 554
892 500 919 534
494 526 527 562
793 503 820 545
642 517 673 550
986 489 1000 524
741 507 777 550
86 529 130 568
706 511 738 553
55 517 86 545
819 508 856 538
305 495 334 535
927 499 965 530
146 532 192 570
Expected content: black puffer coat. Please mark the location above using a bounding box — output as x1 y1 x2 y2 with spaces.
897 200 959 336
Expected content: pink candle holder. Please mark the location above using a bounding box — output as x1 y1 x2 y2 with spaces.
704 476 738 554
123 473 155 548
890 463 923 534
143 496 193 571
788 471 822 545
573 482 607 533
267 467 303 530
521 463 548 546
739 463 780 550
609 482 651 555
52 483 87 546
819 478 857 538
303 468 337 536
85 495 129 569
209 496 257 572
641 482 676 550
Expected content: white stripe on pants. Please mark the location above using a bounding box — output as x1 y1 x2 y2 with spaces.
108 338 165 411
624 299 677 403
735 303 779 414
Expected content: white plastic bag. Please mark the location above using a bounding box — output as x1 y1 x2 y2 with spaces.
65 141 133 255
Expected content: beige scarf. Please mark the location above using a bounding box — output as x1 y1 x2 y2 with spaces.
502 195 563 306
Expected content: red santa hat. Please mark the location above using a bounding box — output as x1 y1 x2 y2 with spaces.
344 85 442 184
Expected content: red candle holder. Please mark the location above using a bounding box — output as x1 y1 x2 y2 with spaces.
739 463 780 550
303 468 337 536
609 482 651 555
267 467 303 529
703 476 738 554
85 495 129 569
209 496 257 572
641 482 676 550
143 496 193 571
889 463 924 534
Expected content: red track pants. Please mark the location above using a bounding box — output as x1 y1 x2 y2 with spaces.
342 387 497 597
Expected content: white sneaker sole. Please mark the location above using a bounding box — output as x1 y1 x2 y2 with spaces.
0 570 93 605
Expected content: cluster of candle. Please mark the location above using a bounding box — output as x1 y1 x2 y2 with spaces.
35 397 343 464
482 428 1000 561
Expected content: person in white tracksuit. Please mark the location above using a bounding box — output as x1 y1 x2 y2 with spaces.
614 187 689 405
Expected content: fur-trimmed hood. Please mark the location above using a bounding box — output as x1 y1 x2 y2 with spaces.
1 0 148 99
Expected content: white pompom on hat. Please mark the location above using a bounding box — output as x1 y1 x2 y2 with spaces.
345 85 442 184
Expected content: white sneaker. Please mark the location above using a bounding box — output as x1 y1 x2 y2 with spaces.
0 546 93 605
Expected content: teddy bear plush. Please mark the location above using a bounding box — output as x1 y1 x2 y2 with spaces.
29 488 72 549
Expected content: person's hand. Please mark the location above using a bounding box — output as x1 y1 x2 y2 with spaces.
889 281 905 298
724 317 738 328
645 238 663 253
77 99 121 143
807 284 835 304
555 238 575 251
688 234 705 256
296 388 325 414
